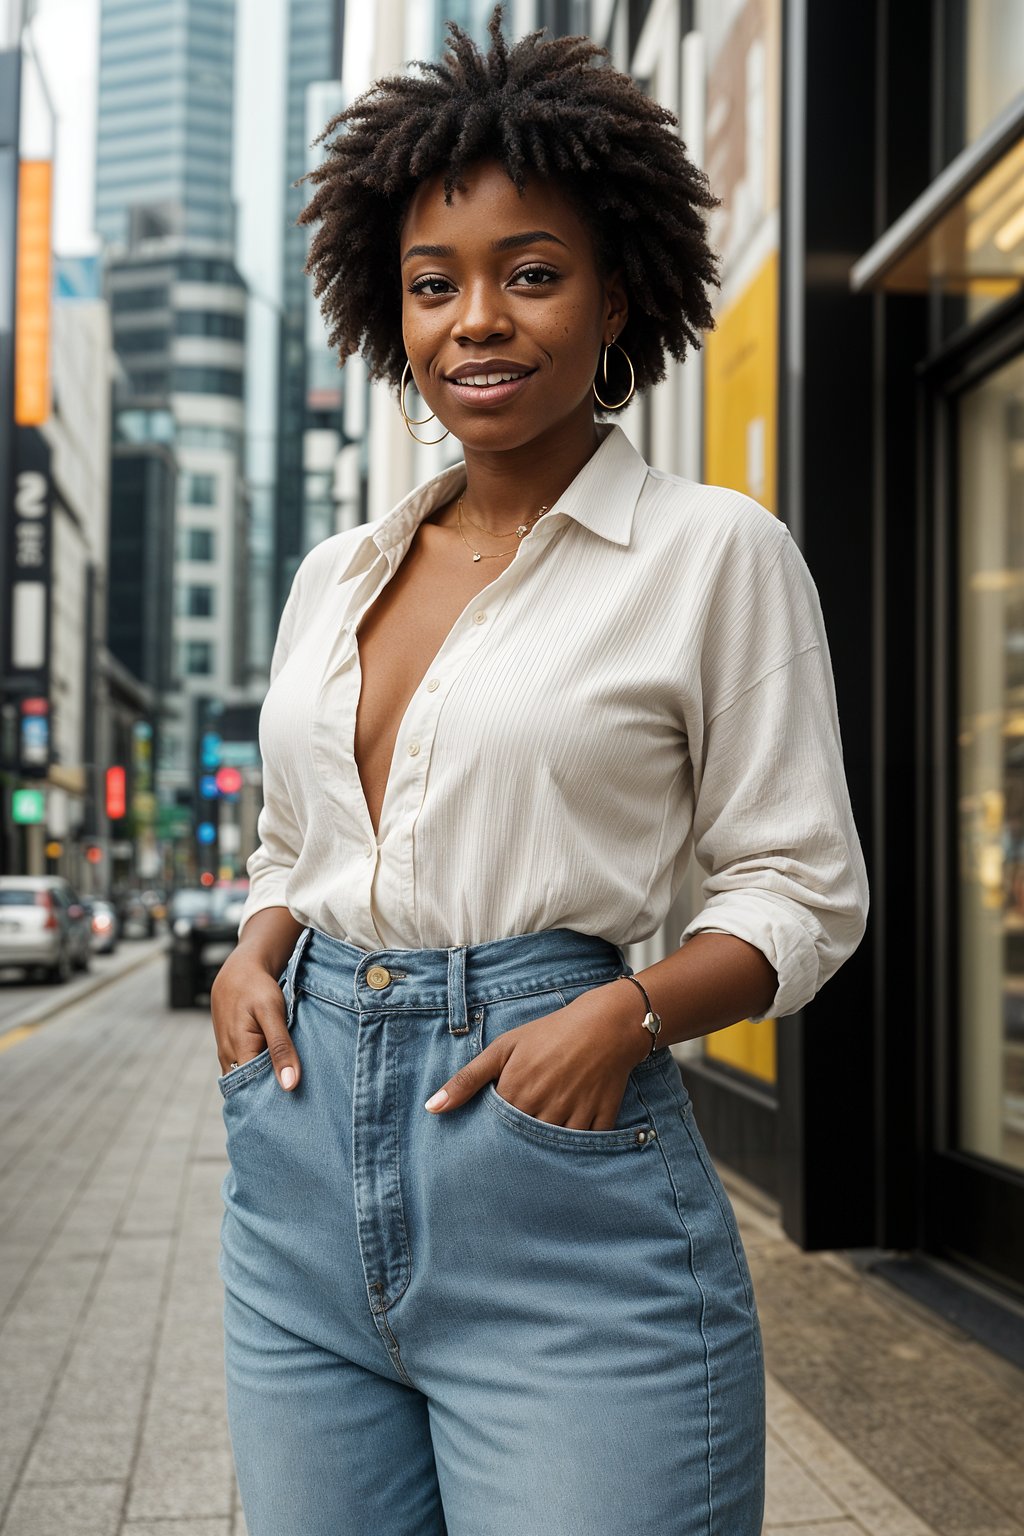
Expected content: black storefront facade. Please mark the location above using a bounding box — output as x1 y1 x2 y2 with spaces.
680 0 1024 1323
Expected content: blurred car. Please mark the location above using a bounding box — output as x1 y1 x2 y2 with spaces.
168 881 249 1008
0 876 93 983
119 890 158 939
83 896 120 955
141 888 168 925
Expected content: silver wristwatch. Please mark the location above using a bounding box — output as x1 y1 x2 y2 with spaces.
617 974 663 1057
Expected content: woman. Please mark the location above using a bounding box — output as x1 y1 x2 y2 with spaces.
212 8 869 1534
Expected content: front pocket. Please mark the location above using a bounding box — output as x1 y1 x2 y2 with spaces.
477 987 661 1153
217 967 295 1100
218 1046 275 1099
484 1081 658 1151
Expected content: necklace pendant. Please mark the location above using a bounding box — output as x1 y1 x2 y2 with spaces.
516 524 528 538
472 550 481 562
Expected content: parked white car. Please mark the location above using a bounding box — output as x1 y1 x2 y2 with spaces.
0 876 93 984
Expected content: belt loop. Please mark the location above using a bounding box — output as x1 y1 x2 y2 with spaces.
447 945 468 1035
281 925 313 1031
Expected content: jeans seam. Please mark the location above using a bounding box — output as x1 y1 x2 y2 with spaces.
638 1089 715 1530
385 1039 414 1311
678 1110 758 1321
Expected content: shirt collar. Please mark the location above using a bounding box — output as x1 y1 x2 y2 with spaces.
333 422 649 586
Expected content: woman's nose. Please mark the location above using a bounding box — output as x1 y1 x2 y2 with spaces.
451 281 513 342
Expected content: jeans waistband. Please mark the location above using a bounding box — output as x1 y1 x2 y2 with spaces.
291 924 629 1016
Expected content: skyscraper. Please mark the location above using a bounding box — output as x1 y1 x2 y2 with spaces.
275 0 342 612
96 0 236 248
96 0 252 832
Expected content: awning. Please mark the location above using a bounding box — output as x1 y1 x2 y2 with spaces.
850 90 1024 296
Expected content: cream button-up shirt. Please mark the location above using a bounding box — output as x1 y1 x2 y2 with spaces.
238 422 869 1022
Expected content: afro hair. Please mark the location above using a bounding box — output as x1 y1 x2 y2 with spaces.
297 1 722 416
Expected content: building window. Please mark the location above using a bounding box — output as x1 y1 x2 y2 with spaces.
183 640 213 675
183 584 215 617
111 285 169 312
115 407 174 445
172 365 244 399
115 328 170 354
181 471 216 506
176 423 242 454
127 369 169 395
176 255 244 287
175 309 245 341
182 527 215 560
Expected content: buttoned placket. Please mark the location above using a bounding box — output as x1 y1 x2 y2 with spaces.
318 512 571 949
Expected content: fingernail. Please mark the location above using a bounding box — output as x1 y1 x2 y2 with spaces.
424 1088 448 1111
281 1066 297 1089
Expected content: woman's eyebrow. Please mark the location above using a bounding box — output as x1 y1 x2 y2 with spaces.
401 229 569 267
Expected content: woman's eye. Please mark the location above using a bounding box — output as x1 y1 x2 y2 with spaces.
408 275 453 297
509 265 559 287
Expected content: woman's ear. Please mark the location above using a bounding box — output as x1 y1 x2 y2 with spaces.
602 266 629 342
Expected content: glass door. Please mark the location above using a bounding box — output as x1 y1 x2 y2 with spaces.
926 334 1024 1297
957 352 1024 1176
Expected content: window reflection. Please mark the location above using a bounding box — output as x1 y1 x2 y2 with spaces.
958 350 1024 1171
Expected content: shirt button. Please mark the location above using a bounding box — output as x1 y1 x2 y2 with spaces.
363 843 373 858
407 741 420 756
426 677 440 692
473 610 487 624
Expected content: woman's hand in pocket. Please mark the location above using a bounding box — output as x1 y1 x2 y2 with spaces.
210 949 301 1091
423 981 649 1129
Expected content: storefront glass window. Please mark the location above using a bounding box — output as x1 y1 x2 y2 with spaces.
957 349 1024 1172
961 0 1024 149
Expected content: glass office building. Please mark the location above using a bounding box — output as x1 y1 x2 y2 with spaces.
96 0 236 248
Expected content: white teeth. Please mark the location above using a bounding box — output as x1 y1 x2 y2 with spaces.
455 371 527 386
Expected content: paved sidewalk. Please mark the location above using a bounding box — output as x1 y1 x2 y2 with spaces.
0 954 1021 1534
731 1179 1024 1534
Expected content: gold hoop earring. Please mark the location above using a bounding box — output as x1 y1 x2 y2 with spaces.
400 359 450 444
592 339 635 411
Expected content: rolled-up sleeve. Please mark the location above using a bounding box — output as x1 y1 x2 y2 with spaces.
678 530 869 1021
236 569 306 942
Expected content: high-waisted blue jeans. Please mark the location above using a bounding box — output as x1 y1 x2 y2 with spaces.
218 924 766 1535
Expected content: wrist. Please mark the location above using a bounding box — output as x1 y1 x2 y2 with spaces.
594 977 657 1068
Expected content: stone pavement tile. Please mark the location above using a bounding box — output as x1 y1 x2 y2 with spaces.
21 1234 170 1485
124 1522 230 1535
123 1451 236 1526
764 1428 846 1526
765 1375 935 1536
744 1233 1024 1536
1 1478 124 1535
124 1070 235 1526
0 1255 101 1509
764 1525 863 1535
0 1042 199 1511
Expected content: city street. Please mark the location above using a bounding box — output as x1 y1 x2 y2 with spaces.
0 949 1022 1535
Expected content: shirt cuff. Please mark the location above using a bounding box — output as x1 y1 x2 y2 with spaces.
236 871 294 942
677 894 823 1022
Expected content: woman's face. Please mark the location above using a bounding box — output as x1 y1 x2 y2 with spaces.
399 157 628 452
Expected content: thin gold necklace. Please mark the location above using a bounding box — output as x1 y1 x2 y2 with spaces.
455 492 550 563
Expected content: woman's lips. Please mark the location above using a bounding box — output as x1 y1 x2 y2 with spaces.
445 371 536 407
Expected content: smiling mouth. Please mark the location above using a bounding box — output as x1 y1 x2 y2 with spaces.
447 368 535 387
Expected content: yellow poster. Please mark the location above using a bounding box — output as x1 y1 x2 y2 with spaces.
700 0 781 1086
15 160 53 428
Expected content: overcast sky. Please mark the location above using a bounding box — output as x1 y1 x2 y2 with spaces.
23 0 100 256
